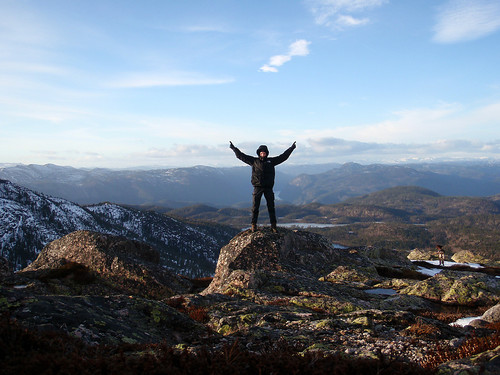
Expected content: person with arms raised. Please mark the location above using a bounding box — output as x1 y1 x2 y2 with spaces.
230 141 296 233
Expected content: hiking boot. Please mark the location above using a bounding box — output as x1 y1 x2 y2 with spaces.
251 224 258 232
271 223 278 233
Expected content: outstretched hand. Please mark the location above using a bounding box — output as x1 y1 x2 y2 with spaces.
291 141 296 149
229 141 235 149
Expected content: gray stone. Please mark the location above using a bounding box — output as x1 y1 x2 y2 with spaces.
482 303 500 323
469 318 489 328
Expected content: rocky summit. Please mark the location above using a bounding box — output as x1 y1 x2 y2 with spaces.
1 228 500 374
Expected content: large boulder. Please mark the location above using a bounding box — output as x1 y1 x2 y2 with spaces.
203 228 366 295
201 228 381 313
21 230 191 298
481 303 500 323
400 269 500 306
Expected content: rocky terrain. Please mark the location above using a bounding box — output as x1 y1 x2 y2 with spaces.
1 228 499 374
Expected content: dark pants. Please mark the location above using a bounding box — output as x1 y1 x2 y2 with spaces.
252 187 276 225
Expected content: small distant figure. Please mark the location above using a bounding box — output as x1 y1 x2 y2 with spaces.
436 245 445 266
230 141 296 233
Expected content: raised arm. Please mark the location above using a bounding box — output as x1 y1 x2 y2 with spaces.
271 141 296 166
230 141 254 166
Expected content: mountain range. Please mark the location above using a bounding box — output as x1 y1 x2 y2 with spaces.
164 186 500 263
1 161 499 208
0 179 238 276
165 185 500 224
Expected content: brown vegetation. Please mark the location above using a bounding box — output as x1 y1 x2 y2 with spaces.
187 306 210 323
417 306 489 324
404 318 441 338
420 322 500 369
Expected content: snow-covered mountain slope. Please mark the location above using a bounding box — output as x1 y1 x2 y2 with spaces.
0 179 238 277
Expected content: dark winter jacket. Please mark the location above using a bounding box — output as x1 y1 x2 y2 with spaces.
230 143 295 188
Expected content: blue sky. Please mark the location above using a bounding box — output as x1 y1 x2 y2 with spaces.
1 0 500 168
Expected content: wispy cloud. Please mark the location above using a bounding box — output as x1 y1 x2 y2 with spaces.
0 2 66 81
284 99 500 146
433 0 500 43
107 71 235 88
182 25 230 33
137 137 500 167
306 0 388 29
259 39 311 73
0 2 57 48
143 144 222 159
303 137 500 163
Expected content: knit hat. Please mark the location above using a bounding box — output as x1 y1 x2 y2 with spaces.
256 145 269 156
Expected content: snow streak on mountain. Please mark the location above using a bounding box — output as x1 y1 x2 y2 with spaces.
0 179 237 277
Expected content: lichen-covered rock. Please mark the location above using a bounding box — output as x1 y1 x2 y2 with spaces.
21 230 191 298
407 249 434 261
203 228 363 295
319 265 379 286
378 294 434 311
400 270 500 306
374 278 417 290
0 286 206 345
451 250 487 265
202 228 382 314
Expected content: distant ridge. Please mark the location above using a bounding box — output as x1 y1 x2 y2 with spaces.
281 162 500 204
1 161 499 207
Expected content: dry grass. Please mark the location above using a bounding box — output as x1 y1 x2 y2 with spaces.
420 322 500 369
405 318 441 338
187 306 209 323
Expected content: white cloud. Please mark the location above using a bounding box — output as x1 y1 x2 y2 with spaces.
269 55 292 66
259 65 279 73
433 0 500 43
259 39 311 73
288 39 311 56
336 15 369 27
307 0 388 29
